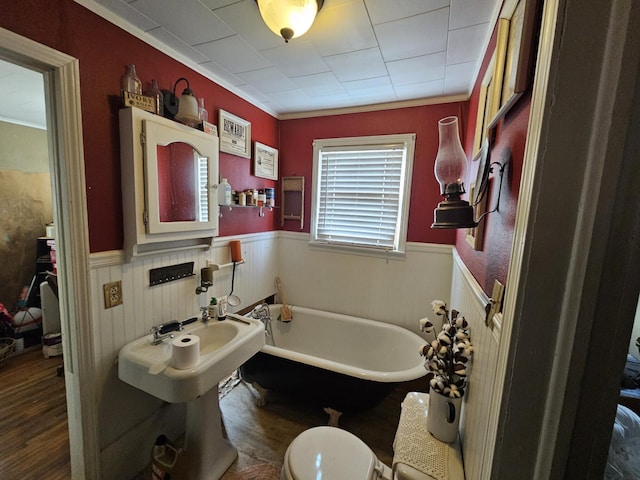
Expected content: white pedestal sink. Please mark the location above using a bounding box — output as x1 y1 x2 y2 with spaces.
118 314 265 479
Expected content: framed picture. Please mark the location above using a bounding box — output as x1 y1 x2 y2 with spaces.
489 0 539 126
467 138 491 250
465 181 487 251
254 142 279 180
473 53 500 158
219 109 251 158
473 137 491 205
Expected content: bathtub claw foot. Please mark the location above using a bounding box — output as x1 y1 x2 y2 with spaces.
324 407 343 427
252 382 269 407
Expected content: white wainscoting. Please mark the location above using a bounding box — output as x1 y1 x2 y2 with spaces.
89 231 278 479
449 250 501 480
276 232 454 334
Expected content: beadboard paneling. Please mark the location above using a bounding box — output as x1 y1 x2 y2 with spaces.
276 232 454 335
449 250 500 480
89 232 278 479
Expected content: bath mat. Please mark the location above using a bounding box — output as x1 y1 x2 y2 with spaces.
227 463 281 480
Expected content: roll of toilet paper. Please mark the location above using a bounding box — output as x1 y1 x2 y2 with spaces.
171 334 200 370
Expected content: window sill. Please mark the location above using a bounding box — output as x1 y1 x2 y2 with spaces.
308 240 407 260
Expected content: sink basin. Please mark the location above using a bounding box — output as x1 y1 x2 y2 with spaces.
118 314 265 403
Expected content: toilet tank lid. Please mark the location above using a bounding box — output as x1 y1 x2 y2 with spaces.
287 426 380 480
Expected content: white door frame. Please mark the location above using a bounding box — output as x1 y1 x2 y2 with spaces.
0 28 99 478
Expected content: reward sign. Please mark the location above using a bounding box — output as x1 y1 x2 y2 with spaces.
123 92 155 113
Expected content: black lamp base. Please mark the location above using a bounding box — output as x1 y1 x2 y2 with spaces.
432 198 477 229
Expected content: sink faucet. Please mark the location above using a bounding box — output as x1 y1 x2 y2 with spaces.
150 321 183 345
200 307 210 324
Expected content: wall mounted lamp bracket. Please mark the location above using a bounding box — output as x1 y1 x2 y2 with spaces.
431 156 509 229
161 77 192 120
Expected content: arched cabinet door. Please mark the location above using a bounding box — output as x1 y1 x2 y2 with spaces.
119 107 219 260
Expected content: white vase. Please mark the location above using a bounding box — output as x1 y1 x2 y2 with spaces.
427 386 462 443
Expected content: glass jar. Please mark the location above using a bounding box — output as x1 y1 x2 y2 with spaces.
121 64 142 97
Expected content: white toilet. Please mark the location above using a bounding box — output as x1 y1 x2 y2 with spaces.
281 393 465 480
281 426 456 480
281 426 393 480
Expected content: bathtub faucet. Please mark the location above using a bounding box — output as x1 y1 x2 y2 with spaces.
251 303 272 337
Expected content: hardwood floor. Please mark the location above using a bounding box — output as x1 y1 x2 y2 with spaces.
218 376 424 478
0 348 70 480
0 348 424 479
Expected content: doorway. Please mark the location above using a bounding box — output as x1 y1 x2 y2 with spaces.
0 58 69 476
0 27 99 478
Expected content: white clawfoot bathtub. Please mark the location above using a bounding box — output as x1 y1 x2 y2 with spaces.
239 304 426 425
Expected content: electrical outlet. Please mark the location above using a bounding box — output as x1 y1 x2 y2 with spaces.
103 280 123 308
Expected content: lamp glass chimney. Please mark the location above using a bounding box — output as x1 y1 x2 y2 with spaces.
434 116 468 196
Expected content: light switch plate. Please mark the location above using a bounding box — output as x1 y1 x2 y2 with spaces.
486 279 505 328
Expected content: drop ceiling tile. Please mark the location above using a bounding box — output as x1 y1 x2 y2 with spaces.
324 47 387 82
444 62 476 94
95 0 159 31
260 41 330 77
365 0 449 25
130 0 233 45
195 36 271 74
342 76 395 98
235 84 272 104
303 0 378 57
446 23 490 65
290 72 346 97
375 8 449 62
236 67 298 94
213 0 284 51
147 27 210 64
394 78 444 100
450 0 496 30
387 51 446 86
199 61 245 87
199 0 239 8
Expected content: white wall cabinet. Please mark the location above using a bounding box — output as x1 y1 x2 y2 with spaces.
119 108 219 260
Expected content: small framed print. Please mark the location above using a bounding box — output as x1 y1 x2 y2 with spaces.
219 109 251 158
473 53 500 158
489 0 539 126
254 142 278 180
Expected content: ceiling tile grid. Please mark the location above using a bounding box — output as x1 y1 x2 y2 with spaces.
0 0 501 127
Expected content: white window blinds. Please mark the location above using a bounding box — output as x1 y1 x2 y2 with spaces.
197 155 209 222
311 134 415 254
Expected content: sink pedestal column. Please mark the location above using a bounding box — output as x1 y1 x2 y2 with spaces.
185 386 238 479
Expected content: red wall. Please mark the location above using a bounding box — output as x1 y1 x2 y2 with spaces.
456 22 532 294
280 104 468 245
0 0 280 252
2 1 532 296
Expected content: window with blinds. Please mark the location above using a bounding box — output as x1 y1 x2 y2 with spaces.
197 155 209 222
310 134 415 256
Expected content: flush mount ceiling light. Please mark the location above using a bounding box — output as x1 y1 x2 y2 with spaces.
256 0 324 43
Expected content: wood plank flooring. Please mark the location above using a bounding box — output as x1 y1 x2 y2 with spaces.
1 348 424 479
218 376 424 478
0 349 70 480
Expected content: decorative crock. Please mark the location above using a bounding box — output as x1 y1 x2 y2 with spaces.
427 386 462 443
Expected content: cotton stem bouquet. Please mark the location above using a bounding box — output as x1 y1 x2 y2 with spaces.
419 300 473 398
